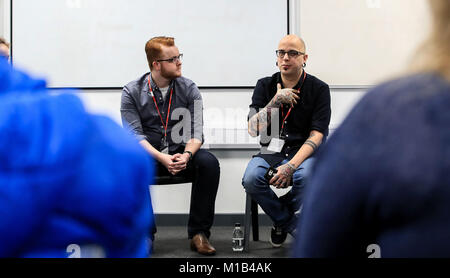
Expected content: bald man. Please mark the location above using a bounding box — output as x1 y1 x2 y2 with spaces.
243 35 331 248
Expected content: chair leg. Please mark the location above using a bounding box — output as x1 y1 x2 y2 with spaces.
244 193 252 252
251 198 259 241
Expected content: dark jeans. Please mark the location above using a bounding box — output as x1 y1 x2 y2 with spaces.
152 148 220 239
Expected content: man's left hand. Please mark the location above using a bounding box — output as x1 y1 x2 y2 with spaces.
269 163 296 188
170 152 190 175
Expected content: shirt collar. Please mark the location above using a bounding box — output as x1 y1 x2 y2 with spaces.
276 69 306 90
148 72 174 92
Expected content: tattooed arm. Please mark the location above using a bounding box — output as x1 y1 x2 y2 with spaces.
269 130 323 188
291 130 324 166
248 83 299 137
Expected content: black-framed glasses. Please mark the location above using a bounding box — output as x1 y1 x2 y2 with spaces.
276 50 304 58
156 54 183 63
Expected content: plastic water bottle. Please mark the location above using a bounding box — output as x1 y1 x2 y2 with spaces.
232 223 244 252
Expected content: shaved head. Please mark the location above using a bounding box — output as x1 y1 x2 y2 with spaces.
277 34 308 82
278 35 306 53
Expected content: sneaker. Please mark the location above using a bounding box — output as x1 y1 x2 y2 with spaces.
269 226 287 248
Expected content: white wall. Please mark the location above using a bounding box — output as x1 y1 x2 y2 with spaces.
299 0 430 86
0 0 10 41
0 0 3 37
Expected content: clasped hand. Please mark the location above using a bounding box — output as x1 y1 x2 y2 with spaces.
160 153 190 175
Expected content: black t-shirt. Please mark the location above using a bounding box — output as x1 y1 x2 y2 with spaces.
247 71 331 165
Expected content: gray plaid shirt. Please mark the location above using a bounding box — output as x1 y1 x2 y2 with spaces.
121 72 204 152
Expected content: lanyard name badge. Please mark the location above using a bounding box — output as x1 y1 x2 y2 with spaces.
148 77 173 154
267 71 307 153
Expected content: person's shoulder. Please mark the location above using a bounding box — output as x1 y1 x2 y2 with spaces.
261 72 279 83
342 72 450 128
306 72 329 89
373 73 447 93
123 73 149 94
366 73 449 104
175 76 197 89
174 76 203 100
254 72 280 89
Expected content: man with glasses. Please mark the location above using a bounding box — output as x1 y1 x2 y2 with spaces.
121 36 220 256
243 34 331 248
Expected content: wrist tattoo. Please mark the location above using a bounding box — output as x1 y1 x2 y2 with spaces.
287 163 296 171
304 139 318 151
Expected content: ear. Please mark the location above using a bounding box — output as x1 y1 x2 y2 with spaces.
152 61 160 71
303 54 309 63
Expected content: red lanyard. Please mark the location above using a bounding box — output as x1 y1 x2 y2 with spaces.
148 77 173 138
280 70 307 132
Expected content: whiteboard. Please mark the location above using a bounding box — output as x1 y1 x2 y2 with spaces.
299 0 431 86
12 0 288 88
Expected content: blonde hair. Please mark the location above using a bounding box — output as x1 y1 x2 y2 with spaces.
412 0 450 80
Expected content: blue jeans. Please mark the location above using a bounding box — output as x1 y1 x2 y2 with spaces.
242 157 315 233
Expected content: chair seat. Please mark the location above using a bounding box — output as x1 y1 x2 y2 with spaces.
153 175 193 185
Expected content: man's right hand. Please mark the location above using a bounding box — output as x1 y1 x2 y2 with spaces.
158 153 178 175
270 83 300 108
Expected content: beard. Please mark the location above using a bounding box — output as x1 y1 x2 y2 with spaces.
161 66 182 80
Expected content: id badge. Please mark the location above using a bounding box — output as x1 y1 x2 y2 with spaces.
161 138 169 154
267 138 285 153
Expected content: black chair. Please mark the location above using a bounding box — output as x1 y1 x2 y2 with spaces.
243 192 259 252
153 175 193 185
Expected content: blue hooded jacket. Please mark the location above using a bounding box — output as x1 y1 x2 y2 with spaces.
0 58 153 257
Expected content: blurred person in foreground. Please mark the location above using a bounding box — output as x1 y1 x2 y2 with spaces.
0 37 9 60
0 56 153 257
294 0 450 257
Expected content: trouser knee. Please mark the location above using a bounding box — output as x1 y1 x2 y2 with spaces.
193 150 220 172
242 170 267 194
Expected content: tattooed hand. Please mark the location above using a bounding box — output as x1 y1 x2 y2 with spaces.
269 162 296 188
248 84 300 137
269 83 300 108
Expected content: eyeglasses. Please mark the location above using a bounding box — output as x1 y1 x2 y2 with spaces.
276 50 304 59
156 54 183 63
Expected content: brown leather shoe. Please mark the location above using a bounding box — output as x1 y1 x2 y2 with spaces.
190 233 216 256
